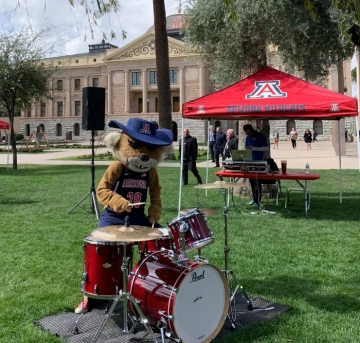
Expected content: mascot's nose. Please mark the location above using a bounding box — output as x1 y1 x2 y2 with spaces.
139 155 149 162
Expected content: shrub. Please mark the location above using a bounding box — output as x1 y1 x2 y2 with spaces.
16 133 24 141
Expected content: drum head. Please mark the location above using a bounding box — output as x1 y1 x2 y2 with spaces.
173 264 229 343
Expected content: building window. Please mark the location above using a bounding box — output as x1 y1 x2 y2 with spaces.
40 102 46 117
170 69 178 84
57 101 63 117
57 80 63 91
93 78 99 87
56 124 62 136
131 72 141 86
75 79 81 90
27 109 31 117
74 123 80 136
173 96 180 112
25 124 30 136
149 71 157 85
75 101 81 117
286 120 296 135
313 120 323 135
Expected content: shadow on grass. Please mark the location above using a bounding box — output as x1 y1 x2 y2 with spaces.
0 196 39 205
246 275 360 314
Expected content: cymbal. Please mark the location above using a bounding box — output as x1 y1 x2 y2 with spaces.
194 181 247 189
91 225 163 242
179 208 218 216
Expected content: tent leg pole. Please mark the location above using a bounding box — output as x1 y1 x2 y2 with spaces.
206 119 210 197
356 116 360 173
337 120 342 204
178 118 185 214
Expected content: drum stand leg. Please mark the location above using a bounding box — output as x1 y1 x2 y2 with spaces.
220 188 254 328
93 245 159 343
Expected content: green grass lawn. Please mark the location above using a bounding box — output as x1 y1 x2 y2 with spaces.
0 165 359 342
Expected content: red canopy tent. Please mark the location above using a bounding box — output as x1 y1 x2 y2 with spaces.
0 120 10 130
177 67 358 211
183 67 358 120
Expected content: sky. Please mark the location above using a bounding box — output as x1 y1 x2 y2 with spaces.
0 0 181 56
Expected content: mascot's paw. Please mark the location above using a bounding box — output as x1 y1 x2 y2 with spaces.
112 198 132 213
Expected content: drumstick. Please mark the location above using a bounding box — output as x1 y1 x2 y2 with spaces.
128 202 146 207
152 221 155 229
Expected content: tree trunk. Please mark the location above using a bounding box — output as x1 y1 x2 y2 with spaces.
9 110 17 169
152 0 172 131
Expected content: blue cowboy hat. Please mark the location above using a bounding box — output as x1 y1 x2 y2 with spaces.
108 118 173 146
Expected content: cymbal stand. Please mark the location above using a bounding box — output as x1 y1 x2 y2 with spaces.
93 238 158 342
220 187 253 328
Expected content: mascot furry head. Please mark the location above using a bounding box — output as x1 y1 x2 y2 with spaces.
96 118 173 228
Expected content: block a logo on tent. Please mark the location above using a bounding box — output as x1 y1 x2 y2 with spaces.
246 80 287 99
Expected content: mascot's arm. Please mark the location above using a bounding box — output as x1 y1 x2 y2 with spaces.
96 161 132 213
148 168 162 223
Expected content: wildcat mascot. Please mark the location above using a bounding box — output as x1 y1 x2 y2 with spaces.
75 118 173 314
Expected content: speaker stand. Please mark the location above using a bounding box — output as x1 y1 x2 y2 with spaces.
68 130 100 220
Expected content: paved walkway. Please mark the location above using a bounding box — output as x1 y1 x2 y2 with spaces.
0 141 359 169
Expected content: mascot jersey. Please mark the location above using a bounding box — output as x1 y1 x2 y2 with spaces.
107 168 149 217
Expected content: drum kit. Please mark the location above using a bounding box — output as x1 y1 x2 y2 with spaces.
77 181 256 343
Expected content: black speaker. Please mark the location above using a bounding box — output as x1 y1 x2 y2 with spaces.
82 87 106 130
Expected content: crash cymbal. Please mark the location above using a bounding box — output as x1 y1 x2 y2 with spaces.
194 181 247 189
91 225 163 242
179 208 218 216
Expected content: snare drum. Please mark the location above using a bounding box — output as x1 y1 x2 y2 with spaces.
139 228 173 254
82 235 133 299
167 210 214 255
128 250 229 343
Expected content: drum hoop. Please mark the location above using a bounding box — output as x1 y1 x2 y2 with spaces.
168 209 202 226
184 237 214 252
171 262 230 342
84 235 131 246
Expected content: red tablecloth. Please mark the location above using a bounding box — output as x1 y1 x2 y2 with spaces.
216 170 320 181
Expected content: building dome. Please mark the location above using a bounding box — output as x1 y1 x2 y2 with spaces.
147 14 183 40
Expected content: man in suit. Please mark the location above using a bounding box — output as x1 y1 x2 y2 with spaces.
214 126 226 168
179 128 202 185
208 125 216 162
223 129 238 160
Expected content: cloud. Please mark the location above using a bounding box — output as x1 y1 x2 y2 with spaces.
0 0 179 55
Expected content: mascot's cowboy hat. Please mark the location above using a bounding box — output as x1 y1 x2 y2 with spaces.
109 118 173 146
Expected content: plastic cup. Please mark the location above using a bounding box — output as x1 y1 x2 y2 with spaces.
281 160 287 174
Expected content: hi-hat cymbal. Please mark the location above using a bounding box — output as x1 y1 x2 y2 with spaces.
194 181 247 189
91 225 163 242
179 208 218 216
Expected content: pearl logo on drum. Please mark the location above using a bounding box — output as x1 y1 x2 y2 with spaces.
189 270 205 283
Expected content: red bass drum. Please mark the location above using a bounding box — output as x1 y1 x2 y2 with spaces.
128 250 229 343
82 235 133 299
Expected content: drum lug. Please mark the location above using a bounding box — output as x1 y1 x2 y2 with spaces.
179 222 189 233
162 283 178 294
194 255 209 263
209 229 214 236
94 284 98 294
158 310 174 321
96 246 99 254
82 272 88 282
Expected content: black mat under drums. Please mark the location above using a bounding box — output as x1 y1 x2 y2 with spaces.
35 295 289 343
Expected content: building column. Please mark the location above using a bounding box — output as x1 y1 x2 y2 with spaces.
66 77 71 117
199 64 205 97
107 72 112 115
48 79 53 117
142 68 147 114
83 76 88 88
179 66 185 108
124 70 129 113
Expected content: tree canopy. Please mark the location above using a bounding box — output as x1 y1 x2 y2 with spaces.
184 0 354 88
0 29 58 168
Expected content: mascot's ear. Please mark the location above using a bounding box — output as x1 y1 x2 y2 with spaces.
105 132 121 150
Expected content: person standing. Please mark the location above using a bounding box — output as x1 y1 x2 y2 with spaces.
208 125 216 162
289 127 298 149
303 129 312 150
214 126 226 168
273 129 279 149
179 128 202 185
243 124 269 208
223 129 239 160
345 127 349 143
312 129 318 142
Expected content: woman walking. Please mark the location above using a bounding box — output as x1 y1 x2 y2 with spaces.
289 127 298 149
304 129 312 150
273 129 279 149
